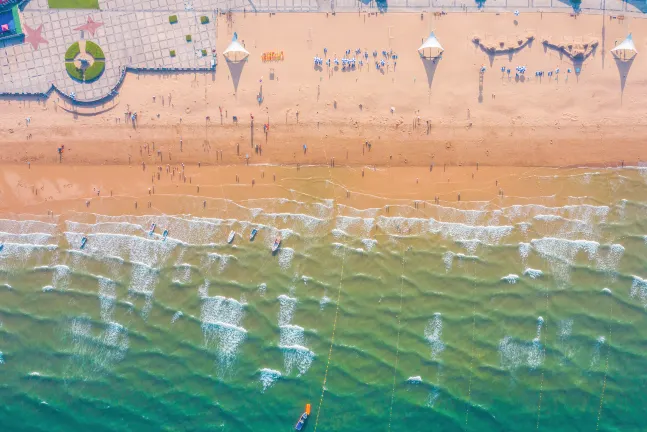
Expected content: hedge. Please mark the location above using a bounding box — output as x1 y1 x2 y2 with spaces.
85 40 105 59
66 62 84 81
169 15 178 24
170 50 176 57
200 16 209 24
65 42 81 61
201 49 207 56
84 61 105 82
186 34 192 42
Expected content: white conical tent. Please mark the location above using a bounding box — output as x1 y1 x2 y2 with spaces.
611 33 637 60
418 32 444 58
223 32 249 62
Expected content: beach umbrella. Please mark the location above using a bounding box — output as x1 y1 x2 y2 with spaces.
223 32 249 62
418 31 444 59
611 33 637 60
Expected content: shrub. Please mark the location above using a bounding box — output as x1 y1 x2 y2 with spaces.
201 49 207 56
200 15 209 24
84 61 105 82
65 42 80 61
85 40 105 59
169 15 178 24
186 34 192 42
170 50 176 57
65 62 83 81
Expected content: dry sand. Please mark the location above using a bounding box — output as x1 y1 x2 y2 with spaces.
0 12 645 215
0 12 646 169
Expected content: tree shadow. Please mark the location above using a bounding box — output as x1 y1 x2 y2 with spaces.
613 56 635 104
421 57 439 89
226 60 245 93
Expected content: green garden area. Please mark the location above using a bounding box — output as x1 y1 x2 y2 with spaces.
47 0 99 9
64 41 105 83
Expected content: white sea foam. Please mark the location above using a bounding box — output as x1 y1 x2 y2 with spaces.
42 285 54 292
64 232 178 268
630 275 647 307
319 296 331 310
277 295 314 376
426 388 440 408
0 351 3 364
259 368 282 392
171 311 183 324
67 317 129 375
278 294 297 326
205 253 235 273
0 232 53 245
558 319 573 341
279 324 315 376
0 243 57 272
201 296 247 373
518 242 531 263
361 238 378 251
258 283 267 295
499 336 544 371
172 263 192 285
530 237 600 284
523 268 543 279
278 248 295 270
590 336 605 369
98 276 117 322
442 251 478 272
407 376 423 384
602 287 612 294
499 317 544 371
425 313 445 360
501 274 519 284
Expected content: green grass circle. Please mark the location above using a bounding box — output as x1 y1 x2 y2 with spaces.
65 41 106 83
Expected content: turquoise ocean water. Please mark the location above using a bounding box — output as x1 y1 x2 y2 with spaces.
1 167 647 431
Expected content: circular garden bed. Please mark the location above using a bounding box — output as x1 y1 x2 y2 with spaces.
64 40 106 83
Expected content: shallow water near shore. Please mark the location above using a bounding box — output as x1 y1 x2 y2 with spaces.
1 167 647 431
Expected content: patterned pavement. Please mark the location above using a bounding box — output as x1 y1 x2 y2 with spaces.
0 0 644 103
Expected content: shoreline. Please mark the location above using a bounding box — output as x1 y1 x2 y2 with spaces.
0 164 630 217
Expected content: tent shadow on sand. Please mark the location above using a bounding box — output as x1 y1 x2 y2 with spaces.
226 60 245 93
613 57 634 103
421 57 439 88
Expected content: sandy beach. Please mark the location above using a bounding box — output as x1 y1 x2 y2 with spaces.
1 11 646 172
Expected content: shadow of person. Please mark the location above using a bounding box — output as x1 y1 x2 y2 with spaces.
226 60 245 93
421 57 439 89
613 56 635 104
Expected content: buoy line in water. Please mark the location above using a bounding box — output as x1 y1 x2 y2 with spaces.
387 248 406 432
313 247 346 432
536 285 550 430
596 299 613 432
465 260 477 427
537 287 548 430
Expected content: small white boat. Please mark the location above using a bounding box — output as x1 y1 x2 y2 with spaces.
271 236 281 253
227 231 236 244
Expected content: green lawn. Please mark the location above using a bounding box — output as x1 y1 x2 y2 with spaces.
48 0 99 9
